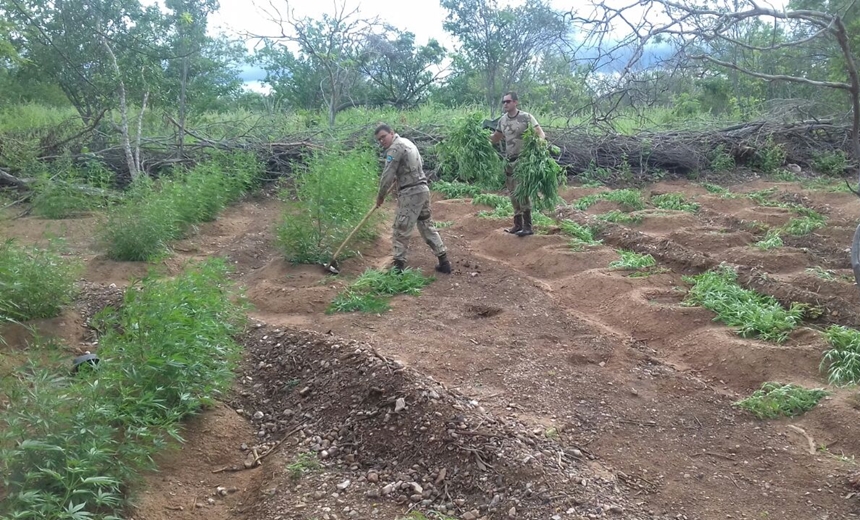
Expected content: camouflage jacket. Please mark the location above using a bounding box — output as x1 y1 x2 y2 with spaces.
378 135 428 198
497 110 540 159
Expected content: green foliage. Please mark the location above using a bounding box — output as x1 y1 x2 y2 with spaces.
754 231 783 250
436 112 504 189
701 182 730 194
575 189 645 211
432 180 484 199
434 221 454 228
277 149 379 264
560 219 601 250
812 150 848 176
0 259 244 519
596 210 643 224
782 214 826 236
0 240 80 321
100 183 182 262
511 128 566 211
822 326 860 386
806 266 837 281
609 250 656 270
752 138 787 174
472 193 513 219
287 452 321 479
579 161 612 185
735 382 828 419
651 193 700 212
329 269 434 313
683 266 805 343
31 155 115 219
708 145 735 172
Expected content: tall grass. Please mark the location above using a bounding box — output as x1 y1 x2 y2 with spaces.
735 382 828 419
329 268 434 313
0 240 81 321
822 326 860 386
0 259 245 519
277 149 380 264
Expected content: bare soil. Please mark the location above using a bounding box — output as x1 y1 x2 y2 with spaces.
4 180 860 519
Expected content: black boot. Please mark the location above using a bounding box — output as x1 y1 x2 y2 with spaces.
505 215 523 234
516 210 534 236
390 259 406 273
435 253 452 274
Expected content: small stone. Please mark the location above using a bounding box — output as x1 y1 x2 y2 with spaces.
382 483 396 495
410 494 422 502
206 497 216 505
365 489 380 499
299 386 311 397
508 506 517 518
463 513 478 520
368 472 379 483
337 479 351 491
609 505 624 514
411 482 423 494
253 411 264 420
395 398 406 413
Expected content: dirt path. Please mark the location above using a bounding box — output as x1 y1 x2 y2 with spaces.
4 181 860 519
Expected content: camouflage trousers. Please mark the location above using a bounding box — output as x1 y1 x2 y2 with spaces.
392 187 447 262
505 160 531 216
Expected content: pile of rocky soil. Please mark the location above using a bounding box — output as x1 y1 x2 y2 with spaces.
229 323 660 520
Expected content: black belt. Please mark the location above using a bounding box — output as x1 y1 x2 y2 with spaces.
399 181 427 191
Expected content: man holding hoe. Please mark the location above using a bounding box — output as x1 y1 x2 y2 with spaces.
375 124 452 274
490 91 546 237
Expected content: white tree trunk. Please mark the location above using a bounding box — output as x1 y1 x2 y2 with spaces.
102 39 139 180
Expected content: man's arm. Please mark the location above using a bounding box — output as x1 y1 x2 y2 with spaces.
529 113 546 139
490 129 504 144
377 149 400 207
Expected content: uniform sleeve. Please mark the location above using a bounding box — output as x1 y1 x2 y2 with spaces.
528 113 540 128
378 145 401 198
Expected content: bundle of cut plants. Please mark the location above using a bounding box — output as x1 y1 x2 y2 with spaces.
435 112 505 190
512 128 565 211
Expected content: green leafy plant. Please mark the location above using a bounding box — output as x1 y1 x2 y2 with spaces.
609 250 656 270
580 161 612 185
560 219 601 250
596 210 643 224
806 266 837 281
0 239 80 321
735 382 828 419
287 452 322 479
434 220 454 228
752 138 786 174
511 128 566 211
575 189 644 212
329 268 434 313
431 180 483 199
754 231 783 250
0 259 244 520
812 150 848 176
277 149 380 264
701 182 730 194
30 154 115 219
683 266 805 343
651 193 700 212
782 214 826 236
435 112 504 189
708 145 735 172
822 326 860 385
100 193 182 261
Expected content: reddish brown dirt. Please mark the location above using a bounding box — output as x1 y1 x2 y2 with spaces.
4 181 860 519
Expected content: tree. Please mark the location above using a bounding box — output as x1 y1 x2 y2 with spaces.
359 30 446 108
257 1 381 127
441 0 568 111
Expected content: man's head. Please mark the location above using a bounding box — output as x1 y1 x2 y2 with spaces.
374 124 395 149
501 92 519 114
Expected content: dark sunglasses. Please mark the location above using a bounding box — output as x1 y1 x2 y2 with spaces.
502 99 513 104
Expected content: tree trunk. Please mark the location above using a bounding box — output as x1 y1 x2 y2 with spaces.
102 39 138 180
179 54 189 155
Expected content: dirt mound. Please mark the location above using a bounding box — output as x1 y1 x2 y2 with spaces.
231 324 648 519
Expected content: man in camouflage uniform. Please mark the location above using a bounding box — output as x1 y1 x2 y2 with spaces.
375 124 451 274
490 91 546 236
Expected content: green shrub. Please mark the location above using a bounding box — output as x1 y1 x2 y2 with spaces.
735 382 828 419
560 219 601 250
432 180 483 199
596 210 643 224
329 268 434 313
708 145 735 172
101 196 182 261
435 112 504 189
683 266 805 343
752 138 786 174
31 155 115 219
0 240 80 321
782 214 826 236
651 193 700 212
277 149 380 264
754 231 783 250
0 259 244 519
822 326 860 385
574 189 644 211
812 150 848 176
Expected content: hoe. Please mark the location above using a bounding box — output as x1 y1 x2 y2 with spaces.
322 204 379 275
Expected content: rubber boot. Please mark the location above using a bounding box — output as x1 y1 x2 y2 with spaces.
516 210 534 236
435 253 452 274
505 215 523 234
390 258 406 273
